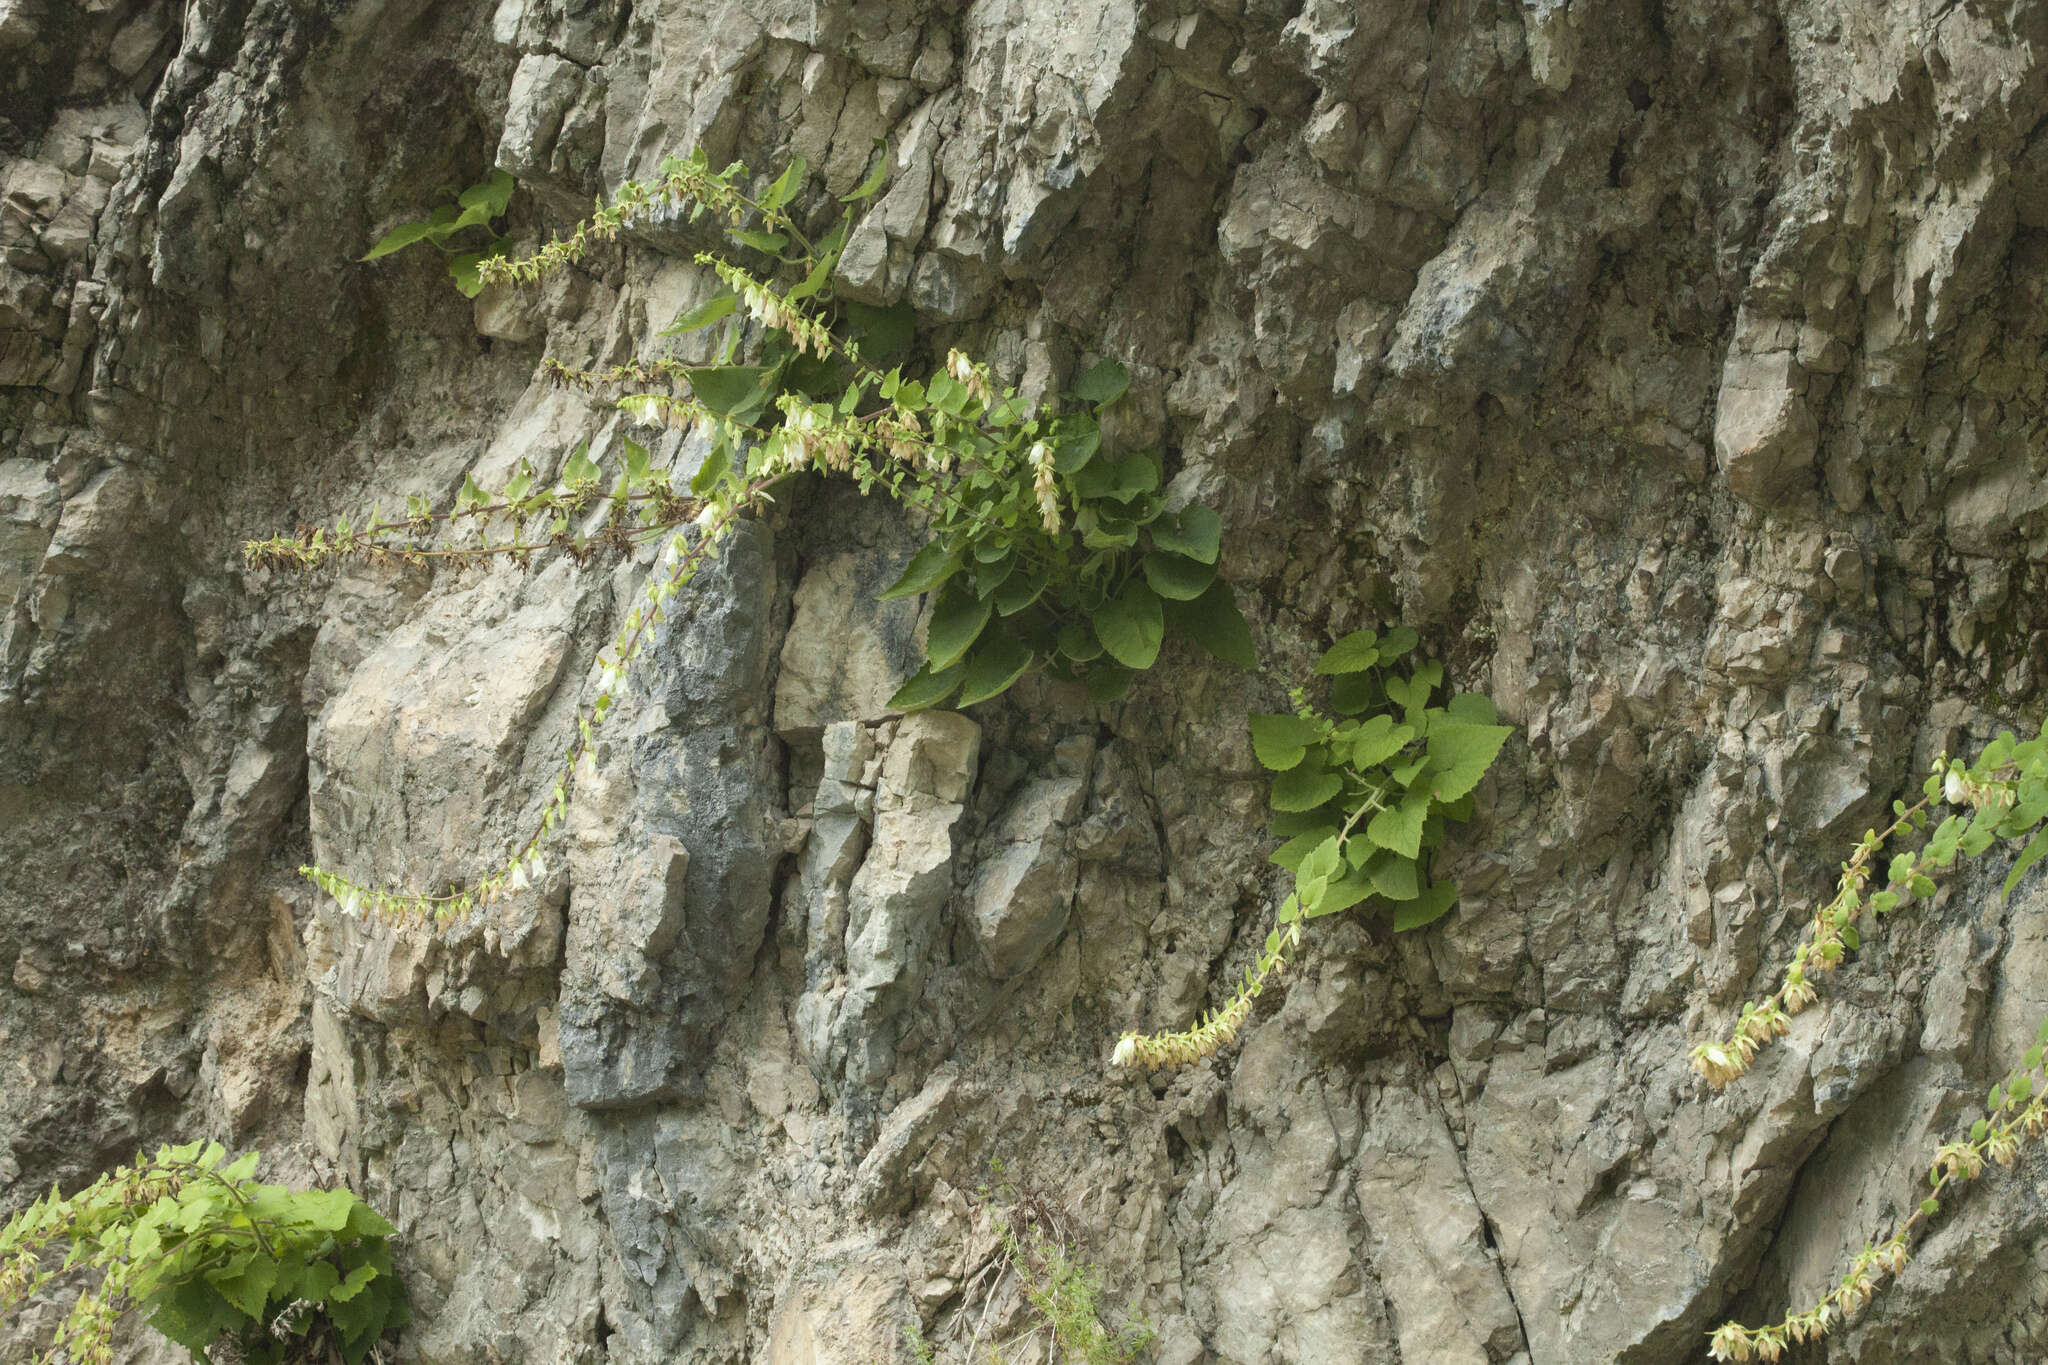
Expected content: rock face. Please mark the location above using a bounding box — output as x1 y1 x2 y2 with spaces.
5 1 2048 1363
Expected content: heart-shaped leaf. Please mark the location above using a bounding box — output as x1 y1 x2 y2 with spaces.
1093 578 1164 670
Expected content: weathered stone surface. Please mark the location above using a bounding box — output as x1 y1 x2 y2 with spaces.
8 0 2048 1363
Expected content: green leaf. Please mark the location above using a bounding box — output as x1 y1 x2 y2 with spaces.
759 157 807 211
562 441 599 486
888 660 966 712
1304 873 1374 919
1446 691 1499 724
1149 505 1221 564
729 228 789 253
840 139 891 201
1921 1197 1940 1216
1367 852 1420 901
1093 579 1165 670
1141 551 1217 601
1074 358 1130 405
2003 828 2048 900
1163 581 1257 668
788 216 849 303
926 581 993 670
880 540 961 600
458 169 516 219
1367 789 1432 860
1084 665 1133 703
145 1281 245 1353
361 219 438 261
1350 714 1414 770
687 364 779 418
847 300 916 361
958 633 1034 706
1052 429 1101 474
211 1251 280 1321
448 251 489 298
1315 629 1381 675
1379 625 1420 656
659 291 739 337
1390 880 1458 931
1871 890 1900 914
1271 828 1341 872
690 441 731 496
1425 722 1513 802
1249 714 1321 771
1840 924 1861 950
1056 621 1103 663
1272 766 1344 812
994 566 1048 616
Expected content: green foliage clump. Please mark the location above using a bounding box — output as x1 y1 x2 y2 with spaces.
1254 624 1511 934
362 169 516 297
0 1142 406 1365
1699 725 2048 1360
1114 626 1512 1071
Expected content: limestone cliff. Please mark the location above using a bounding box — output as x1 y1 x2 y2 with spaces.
4 0 2048 1361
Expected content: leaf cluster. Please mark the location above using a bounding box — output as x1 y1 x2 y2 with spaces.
880 357 1252 712
0 1142 405 1365
362 169 516 297
1253 626 1510 934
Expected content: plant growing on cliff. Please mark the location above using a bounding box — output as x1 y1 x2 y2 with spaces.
1112 626 1511 1069
252 147 1249 925
0 1142 406 1365
362 168 516 297
1694 727 2048 1360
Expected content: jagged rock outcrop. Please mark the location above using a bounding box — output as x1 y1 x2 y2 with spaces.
5 0 2048 1362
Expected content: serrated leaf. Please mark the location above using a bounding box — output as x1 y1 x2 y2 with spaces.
1426 721 1513 802
659 291 738 336
1304 873 1373 919
1249 714 1321 771
1351 714 1415 770
1390 879 1458 931
926 580 992 671
1367 789 1432 860
1971 1118 1990 1142
1149 505 1221 564
1446 691 1499 724
1271 828 1341 871
1141 550 1217 601
1163 581 1257 668
888 660 965 712
957 632 1034 707
1315 629 1381 675
1093 578 1165 670
1368 852 1420 901
1074 357 1129 405
1840 924 1860 950
1272 766 1344 812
